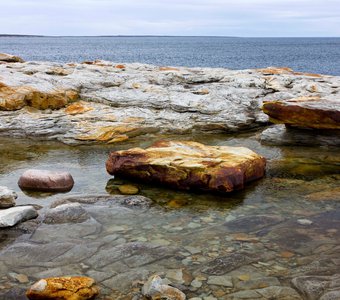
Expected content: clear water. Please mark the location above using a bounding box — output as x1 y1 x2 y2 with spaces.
0 130 340 298
1 36 340 75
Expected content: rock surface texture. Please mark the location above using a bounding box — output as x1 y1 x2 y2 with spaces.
0 206 38 227
0 56 339 145
0 186 17 208
18 169 74 192
26 276 99 300
106 140 266 193
0 53 24 63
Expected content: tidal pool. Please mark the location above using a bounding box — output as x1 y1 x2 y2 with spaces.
0 129 339 299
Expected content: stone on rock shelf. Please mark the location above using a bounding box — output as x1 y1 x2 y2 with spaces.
26 276 99 300
18 169 74 192
0 206 38 228
106 140 266 193
0 53 24 63
0 186 17 208
262 96 340 130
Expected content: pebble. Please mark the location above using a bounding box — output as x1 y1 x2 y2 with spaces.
297 219 313 225
191 279 203 288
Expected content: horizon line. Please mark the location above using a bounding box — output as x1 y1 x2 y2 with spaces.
0 34 339 38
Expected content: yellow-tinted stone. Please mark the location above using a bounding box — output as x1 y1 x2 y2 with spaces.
118 184 139 195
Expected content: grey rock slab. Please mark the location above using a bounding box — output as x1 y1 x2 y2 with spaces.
207 275 233 287
260 125 340 147
43 202 90 224
0 206 38 227
0 186 17 208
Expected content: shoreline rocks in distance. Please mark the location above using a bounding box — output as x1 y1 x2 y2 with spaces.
18 169 74 192
106 140 266 193
0 53 24 63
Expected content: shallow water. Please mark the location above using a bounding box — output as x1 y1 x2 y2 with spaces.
0 129 339 298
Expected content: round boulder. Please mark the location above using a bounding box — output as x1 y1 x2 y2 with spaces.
18 169 74 192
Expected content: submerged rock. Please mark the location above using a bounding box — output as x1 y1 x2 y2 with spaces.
43 203 90 224
18 169 74 192
118 184 139 195
106 140 266 193
0 186 17 208
262 96 340 130
0 206 38 227
142 275 186 300
26 276 99 300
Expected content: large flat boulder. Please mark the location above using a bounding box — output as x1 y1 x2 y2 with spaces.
262 96 340 129
0 53 24 63
106 141 266 193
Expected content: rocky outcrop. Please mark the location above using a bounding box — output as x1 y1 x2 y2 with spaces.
0 53 24 63
0 206 38 227
106 140 266 193
26 276 99 300
262 96 340 130
0 58 339 145
18 169 74 192
0 186 17 208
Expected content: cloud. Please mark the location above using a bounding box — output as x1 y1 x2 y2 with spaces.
0 0 339 36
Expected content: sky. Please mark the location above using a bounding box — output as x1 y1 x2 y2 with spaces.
1 0 339 37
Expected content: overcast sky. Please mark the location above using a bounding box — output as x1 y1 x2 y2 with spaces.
1 0 339 37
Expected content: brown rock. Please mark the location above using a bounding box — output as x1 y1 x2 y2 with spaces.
106 140 266 193
262 96 340 129
65 101 93 115
26 276 99 300
118 184 139 195
18 169 74 192
305 187 340 201
0 53 24 63
159 66 180 71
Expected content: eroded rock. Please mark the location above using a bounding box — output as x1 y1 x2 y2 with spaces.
106 140 266 193
0 53 24 63
18 169 74 192
26 276 99 300
0 186 17 208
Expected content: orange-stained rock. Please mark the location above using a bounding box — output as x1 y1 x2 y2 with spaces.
106 141 266 193
0 82 78 111
115 64 126 69
0 53 24 63
65 101 93 115
26 276 99 300
159 66 180 71
262 97 340 130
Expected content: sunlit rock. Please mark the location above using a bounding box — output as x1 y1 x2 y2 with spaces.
106 140 266 193
0 206 38 227
26 276 99 300
0 186 17 208
262 96 340 130
0 53 24 63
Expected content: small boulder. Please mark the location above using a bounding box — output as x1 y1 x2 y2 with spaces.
118 184 139 195
0 53 24 63
0 186 17 208
26 276 99 300
18 169 74 192
142 275 186 300
0 206 38 227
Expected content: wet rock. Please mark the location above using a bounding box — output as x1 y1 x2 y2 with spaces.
118 184 139 195
43 203 90 224
224 215 284 233
202 253 257 275
262 96 340 130
0 206 38 227
235 276 280 290
260 124 340 147
0 53 24 63
305 187 340 201
207 275 233 287
292 275 340 300
106 140 266 193
142 275 186 300
18 169 74 192
0 186 17 208
26 276 99 300
226 286 302 299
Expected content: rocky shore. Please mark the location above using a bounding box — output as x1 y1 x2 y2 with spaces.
0 53 339 299
0 53 339 145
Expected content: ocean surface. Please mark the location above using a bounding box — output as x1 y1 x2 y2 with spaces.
1 36 339 75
